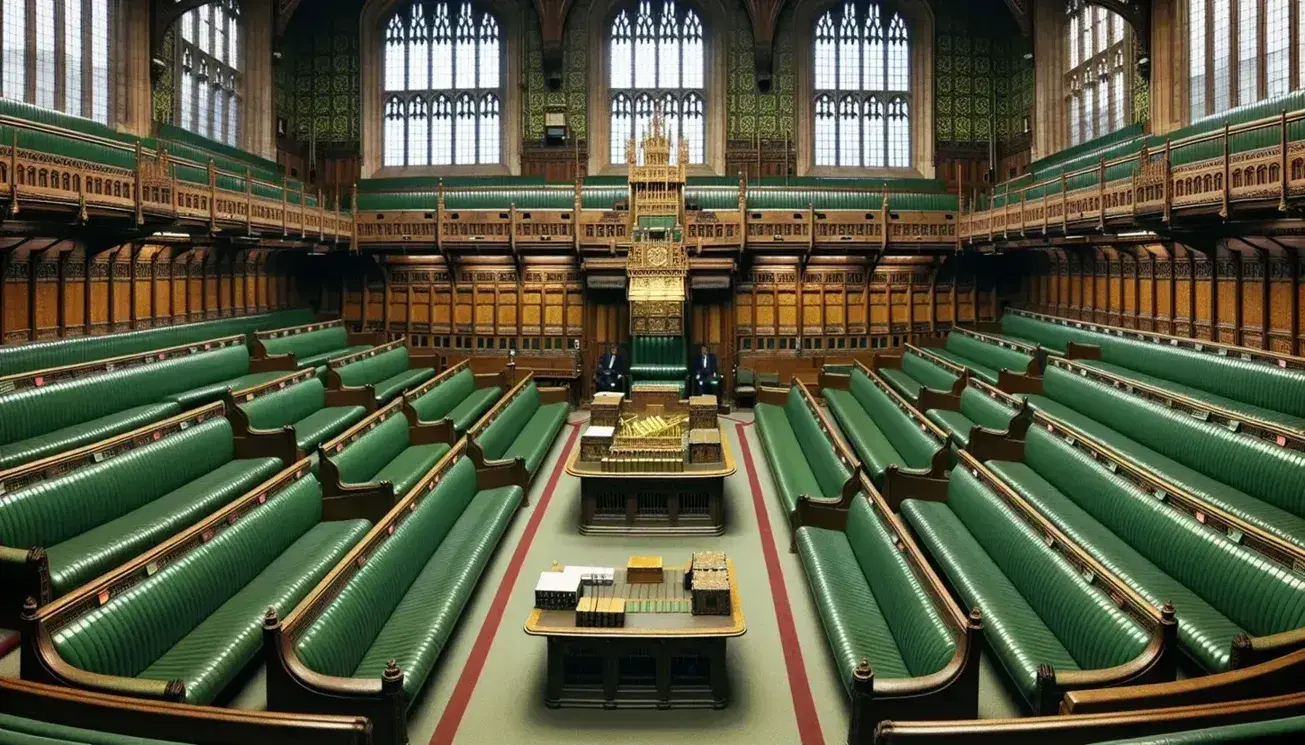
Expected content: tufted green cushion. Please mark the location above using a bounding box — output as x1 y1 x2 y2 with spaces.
502 402 569 474
446 386 501 432
925 409 977 449
1092 714 1305 744
755 403 821 515
373 368 436 405
334 348 415 391
879 367 922 403
927 347 999 385
260 327 350 361
945 333 1033 376
476 384 542 461
408 368 478 422
240 378 327 430
848 368 940 467
327 414 408 484
298 344 373 370
999 313 1078 354
351 483 523 702
630 336 687 383
163 371 287 410
824 388 907 488
959 388 1018 431
292 407 368 452
903 352 961 393
0 402 181 472
785 388 851 499
0 711 185 744
294 458 480 678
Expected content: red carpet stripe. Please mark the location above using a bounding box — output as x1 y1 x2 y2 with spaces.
428 423 581 745
735 422 824 745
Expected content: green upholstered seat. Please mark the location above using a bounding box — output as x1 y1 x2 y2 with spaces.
238 377 368 455
1092 715 1305 744
630 335 687 390
925 409 978 449
293 407 369 452
755 386 853 516
927 348 998 385
879 368 923 403
796 497 956 690
298 344 373 370
162 371 287 409
259 326 361 369
1024 365 1305 549
902 469 1151 711
475 383 569 475
0 417 282 598
446 386 501 432
374 368 437 405
407 368 479 422
0 712 185 745
326 411 450 496
925 388 1019 449
294 458 523 705
823 368 942 487
334 347 434 404
0 402 181 471
51 476 370 705
988 427 1305 672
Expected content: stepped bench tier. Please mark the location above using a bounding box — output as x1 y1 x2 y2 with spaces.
266 446 525 745
251 319 385 371
467 375 570 491
401 360 509 439
999 310 1305 427
227 369 371 476
988 424 1305 674
920 380 1030 457
0 335 295 472
793 476 979 742
871 348 967 406
22 463 372 707
912 330 1039 388
819 364 948 507
0 404 283 623
324 339 439 411
318 398 454 520
754 380 861 529
1015 362 1305 551
0 306 314 377
901 456 1176 715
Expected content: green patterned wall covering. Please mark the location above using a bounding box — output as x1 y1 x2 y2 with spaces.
152 29 175 125
524 0 591 142
994 34 1033 146
285 2 362 148
726 1 795 140
1132 37 1150 126
934 0 1023 150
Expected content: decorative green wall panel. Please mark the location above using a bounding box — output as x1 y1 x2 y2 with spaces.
934 0 1025 150
726 1 795 140
524 0 591 142
286 3 362 148
153 30 175 125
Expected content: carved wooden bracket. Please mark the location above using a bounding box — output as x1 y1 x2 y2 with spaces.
742 0 788 93
150 0 212 64
533 0 576 90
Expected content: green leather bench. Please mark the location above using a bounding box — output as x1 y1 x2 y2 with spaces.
923 384 1023 451
878 350 963 405
754 381 859 521
0 307 313 377
0 404 282 620
795 486 977 738
902 463 1172 715
319 398 451 511
631 335 687 394
1000 310 1305 426
1020 363 1305 550
988 425 1305 673
821 365 947 502
266 448 524 745
25 465 371 707
325 340 437 410
1091 715 1305 744
229 369 370 468
402 361 507 437
252 319 379 371
0 336 288 471
468 376 570 489
918 332 1036 386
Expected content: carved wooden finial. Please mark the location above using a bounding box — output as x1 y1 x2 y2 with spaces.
263 606 280 629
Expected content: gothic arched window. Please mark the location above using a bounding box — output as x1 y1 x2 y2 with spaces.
609 1 705 164
1066 1 1129 146
1188 0 1305 121
813 2 910 168
1 0 113 124
176 0 241 146
383 1 501 167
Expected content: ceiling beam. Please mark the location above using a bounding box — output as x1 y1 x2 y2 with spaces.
532 0 577 90
741 0 788 93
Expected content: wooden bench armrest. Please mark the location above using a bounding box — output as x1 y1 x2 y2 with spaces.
997 368 1043 395
21 623 179 702
881 469 950 511
964 429 1026 463
917 387 961 412
755 385 789 406
408 418 456 445
0 546 48 626
409 351 441 370
869 352 904 372
346 331 387 347
1232 627 1305 669
1064 340 1102 360
324 386 376 410
248 355 299 373
537 385 570 405
233 427 300 465
320 483 398 524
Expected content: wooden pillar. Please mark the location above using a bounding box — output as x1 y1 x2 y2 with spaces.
361 264 372 332
1259 248 1270 350
905 271 914 343
406 271 414 336
0 250 10 344
1232 249 1243 346
107 246 118 330
1102 252 1111 322
84 248 93 335
1209 248 1219 341
1291 247 1300 356
382 265 392 333
1187 250 1197 337
201 251 210 318
929 267 938 334
27 250 40 341
57 250 69 336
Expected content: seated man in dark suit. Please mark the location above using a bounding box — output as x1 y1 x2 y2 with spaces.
689 344 720 397
595 343 626 393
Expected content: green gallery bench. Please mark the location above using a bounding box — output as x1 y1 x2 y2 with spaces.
820 364 948 505
402 360 509 439
1016 361 1305 550
227 369 371 469
318 398 452 515
467 375 571 490
252 319 382 374
0 335 293 471
794 480 978 742
630 334 688 394
902 457 1175 715
0 307 314 377
266 445 525 745
999 310 1305 430
915 330 1039 387
754 380 861 525
0 403 283 622
919 380 1029 458
23 464 372 707
874 348 965 406
324 339 438 411
988 424 1305 673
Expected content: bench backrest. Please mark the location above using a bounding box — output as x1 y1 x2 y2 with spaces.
945 331 1032 373
335 346 410 388
1042 365 1305 518
959 387 1018 431
259 326 349 360
292 457 479 677
51 475 322 678
784 386 851 499
409 367 477 421
845 496 957 677
326 409 411 484
239 378 327 430
949 468 1151 670
1001 312 1079 353
0 344 249 445
849 368 939 468
476 382 541 460
902 351 959 392
1023 426 1305 638
0 417 235 550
